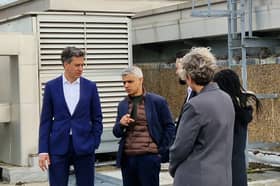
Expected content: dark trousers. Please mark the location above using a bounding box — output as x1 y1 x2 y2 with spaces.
48 136 95 186
121 154 161 186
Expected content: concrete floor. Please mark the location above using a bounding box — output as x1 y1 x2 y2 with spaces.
1 165 280 186
1 142 280 186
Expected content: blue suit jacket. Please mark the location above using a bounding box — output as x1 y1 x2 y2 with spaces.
38 76 103 155
113 92 175 167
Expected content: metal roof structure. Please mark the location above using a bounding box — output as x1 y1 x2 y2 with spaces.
0 0 188 20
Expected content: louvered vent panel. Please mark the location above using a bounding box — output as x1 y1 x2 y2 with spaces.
38 14 131 128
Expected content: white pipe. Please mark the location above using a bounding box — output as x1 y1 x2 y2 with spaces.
248 150 280 167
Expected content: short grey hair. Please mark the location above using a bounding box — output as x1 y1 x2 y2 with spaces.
121 66 143 78
61 46 85 65
179 47 217 86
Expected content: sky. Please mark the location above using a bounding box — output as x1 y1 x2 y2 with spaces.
0 0 17 5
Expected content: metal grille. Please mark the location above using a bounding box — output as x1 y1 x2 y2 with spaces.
38 14 131 128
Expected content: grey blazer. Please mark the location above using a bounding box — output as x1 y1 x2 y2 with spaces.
169 82 235 186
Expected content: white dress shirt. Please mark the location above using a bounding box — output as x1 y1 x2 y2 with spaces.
186 86 193 102
63 74 80 135
62 74 80 115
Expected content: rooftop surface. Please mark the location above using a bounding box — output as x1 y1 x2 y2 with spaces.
1 165 280 186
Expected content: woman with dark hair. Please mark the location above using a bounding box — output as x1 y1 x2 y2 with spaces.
213 69 262 186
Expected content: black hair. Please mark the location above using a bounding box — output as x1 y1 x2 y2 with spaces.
175 49 188 59
213 69 262 116
61 46 85 65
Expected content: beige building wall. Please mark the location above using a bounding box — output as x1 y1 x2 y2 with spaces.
0 33 39 166
0 56 10 102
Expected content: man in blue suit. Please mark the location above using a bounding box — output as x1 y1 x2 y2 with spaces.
38 46 103 186
113 66 175 186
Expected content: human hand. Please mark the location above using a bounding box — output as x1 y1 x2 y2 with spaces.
38 153 51 171
120 114 135 126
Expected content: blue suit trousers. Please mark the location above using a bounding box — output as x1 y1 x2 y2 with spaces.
121 154 161 186
48 136 95 186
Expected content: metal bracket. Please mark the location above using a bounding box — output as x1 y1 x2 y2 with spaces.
191 9 229 17
232 37 280 48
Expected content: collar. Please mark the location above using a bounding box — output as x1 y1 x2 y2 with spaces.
127 88 147 103
199 82 219 94
187 86 193 95
63 74 80 85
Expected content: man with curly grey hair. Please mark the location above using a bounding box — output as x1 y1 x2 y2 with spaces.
169 47 235 186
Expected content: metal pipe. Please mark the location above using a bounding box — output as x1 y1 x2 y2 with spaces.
248 150 280 167
248 0 253 37
208 0 211 16
241 49 247 89
227 0 233 66
240 0 247 90
192 0 195 11
232 0 238 39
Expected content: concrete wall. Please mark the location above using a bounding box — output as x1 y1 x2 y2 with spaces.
0 33 39 166
132 0 280 45
0 56 10 102
138 63 280 143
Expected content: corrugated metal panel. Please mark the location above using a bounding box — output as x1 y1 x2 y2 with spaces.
37 14 131 131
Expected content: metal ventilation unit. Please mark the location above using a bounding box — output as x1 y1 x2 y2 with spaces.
38 13 132 153
0 12 132 154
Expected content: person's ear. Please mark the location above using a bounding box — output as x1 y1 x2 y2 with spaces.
186 74 194 85
186 74 190 81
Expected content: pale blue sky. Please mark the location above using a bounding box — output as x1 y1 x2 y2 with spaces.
0 0 17 5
